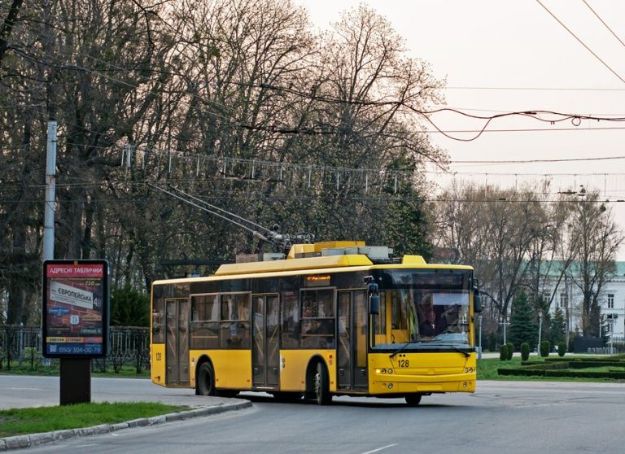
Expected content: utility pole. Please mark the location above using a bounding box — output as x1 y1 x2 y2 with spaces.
43 120 57 261
42 0 56 262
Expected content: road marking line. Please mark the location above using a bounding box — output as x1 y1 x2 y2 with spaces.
362 443 398 454
8 387 41 391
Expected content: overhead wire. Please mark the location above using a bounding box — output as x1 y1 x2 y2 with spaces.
444 86 625 91
535 0 625 84
581 0 625 49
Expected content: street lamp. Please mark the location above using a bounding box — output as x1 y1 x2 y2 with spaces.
478 314 483 360
538 311 543 354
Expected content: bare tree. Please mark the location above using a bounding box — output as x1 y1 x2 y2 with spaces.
435 183 557 338
565 192 624 336
0 0 23 66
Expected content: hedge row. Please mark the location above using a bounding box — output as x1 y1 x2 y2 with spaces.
497 368 625 379
520 361 570 370
568 361 625 369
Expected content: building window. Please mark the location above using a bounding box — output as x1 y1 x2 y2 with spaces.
607 294 614 309
559 293 568 309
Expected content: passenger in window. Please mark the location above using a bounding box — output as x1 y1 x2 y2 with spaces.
418 295 447 338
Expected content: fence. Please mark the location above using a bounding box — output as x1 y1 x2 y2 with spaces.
0 325 150 374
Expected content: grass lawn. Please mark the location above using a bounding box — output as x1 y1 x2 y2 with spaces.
478 356 625 382
0 402 187 438
0 363 149 378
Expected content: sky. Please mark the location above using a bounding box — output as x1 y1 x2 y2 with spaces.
295 0 625 259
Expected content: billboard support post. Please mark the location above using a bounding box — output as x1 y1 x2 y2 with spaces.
60 358 91 405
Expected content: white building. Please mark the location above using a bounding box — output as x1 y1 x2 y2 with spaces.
546 262 625 342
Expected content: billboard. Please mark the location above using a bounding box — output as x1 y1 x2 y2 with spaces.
42 260 109 358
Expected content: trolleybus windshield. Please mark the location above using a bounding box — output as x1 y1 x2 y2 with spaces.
372 269 472 350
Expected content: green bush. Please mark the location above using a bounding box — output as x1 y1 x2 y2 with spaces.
500 344 508 361
506 343 515 360
521 342 530 361
540 340 550 357
558 342 566 357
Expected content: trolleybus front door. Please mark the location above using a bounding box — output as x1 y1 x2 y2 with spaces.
337 290 368 391
165 298 190 386
252 294 280 389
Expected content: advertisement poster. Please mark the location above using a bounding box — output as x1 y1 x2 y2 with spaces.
43 260 108 357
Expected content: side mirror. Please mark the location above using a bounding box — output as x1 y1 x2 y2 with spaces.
369 294 380 315
474 289 482 313
366 279 380 315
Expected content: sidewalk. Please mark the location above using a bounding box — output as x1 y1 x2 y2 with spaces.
0 399 251 451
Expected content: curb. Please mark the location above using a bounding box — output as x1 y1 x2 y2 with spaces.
0 400 252 451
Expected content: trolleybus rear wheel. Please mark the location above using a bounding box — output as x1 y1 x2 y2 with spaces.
196 362 216 396
314 362 331 405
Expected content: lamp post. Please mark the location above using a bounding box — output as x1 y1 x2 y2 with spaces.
538 311 543 354
608 318 614 355
478 314 483 359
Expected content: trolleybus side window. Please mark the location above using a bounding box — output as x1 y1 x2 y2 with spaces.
152 296 165 343
301 289 335 349
190 294 219 349
220 293 251 348
280 291 300 348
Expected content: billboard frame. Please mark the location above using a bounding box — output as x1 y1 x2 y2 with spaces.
42 259 109 359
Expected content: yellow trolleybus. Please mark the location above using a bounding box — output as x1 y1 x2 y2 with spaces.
150 241 481 405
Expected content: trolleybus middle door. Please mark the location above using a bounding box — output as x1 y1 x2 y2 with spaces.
252 294 280 389
337 290 368 391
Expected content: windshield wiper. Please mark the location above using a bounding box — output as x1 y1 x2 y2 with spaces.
389 341 413 359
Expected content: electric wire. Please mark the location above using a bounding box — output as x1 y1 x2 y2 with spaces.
581 0 625 49
536 0 625 84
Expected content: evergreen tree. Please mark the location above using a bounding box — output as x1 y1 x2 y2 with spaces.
509 291 537 349
549 307 566 347
111 286 149 327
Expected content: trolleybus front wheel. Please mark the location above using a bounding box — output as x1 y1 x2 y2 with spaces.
196 362 216 396
405 393 422 406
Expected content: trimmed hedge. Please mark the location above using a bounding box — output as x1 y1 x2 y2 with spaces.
498 368 544 377
521 343 530 361
540 340 550 357
498 354 625 379
506 343 514 360
568 361 625 369
498 367 625 379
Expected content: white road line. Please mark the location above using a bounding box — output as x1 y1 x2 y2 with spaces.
8 387 41 391
362 443 398 454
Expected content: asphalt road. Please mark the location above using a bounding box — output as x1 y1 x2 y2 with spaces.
0 374 236 409
3 376 624 454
